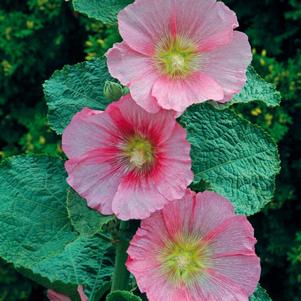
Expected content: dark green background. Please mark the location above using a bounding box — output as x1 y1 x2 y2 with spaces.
0 0 300 300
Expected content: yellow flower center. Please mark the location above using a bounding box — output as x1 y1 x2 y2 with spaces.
158 234 210 285
155 36 200 79
123 135 154 169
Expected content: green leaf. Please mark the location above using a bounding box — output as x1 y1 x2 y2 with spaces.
43 58 113 134
250 285 272 301
67 189 114 236
213 66 281 108
181 104 280 215
106 290 142 301
0 155 113 301
72 0 133 24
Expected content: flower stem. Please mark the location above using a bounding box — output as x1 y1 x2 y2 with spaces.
111 221 130 292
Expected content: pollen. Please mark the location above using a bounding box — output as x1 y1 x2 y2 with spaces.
122 135 154 169
155 36 200 79
158 234 210 285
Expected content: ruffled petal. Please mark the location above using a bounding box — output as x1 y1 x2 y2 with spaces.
201 31 252 101
172 0 238 51
112 174 169 220
65 151 124 215
106 43 161 113
62 108 120 159
152 73 224 112
118 0 173 55
107 95 176 144
153 125 193 200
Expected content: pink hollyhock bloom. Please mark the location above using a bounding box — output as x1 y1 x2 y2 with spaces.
47 286 87 301
106 0 252 114
127 190 261 301
62 95 193 220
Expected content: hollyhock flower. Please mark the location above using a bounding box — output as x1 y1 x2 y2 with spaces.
62 95 193 220
106 0 252 114
127 190 261 301
47 286 87 301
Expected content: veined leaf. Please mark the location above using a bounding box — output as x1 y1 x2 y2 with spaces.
0 156 113 301
72 0 133 24
181 104 280 215
44 58 113 134
67 189 114 236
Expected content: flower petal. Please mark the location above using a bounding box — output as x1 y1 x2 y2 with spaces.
66 151 124 215
107 95 176 144
153 125 193 200
173 0 238 51
106 42 161 113
47 290 71 301
152 73 224 112
62 108 120 159
201 31 252 101
118 0 173 55
112 175 169 220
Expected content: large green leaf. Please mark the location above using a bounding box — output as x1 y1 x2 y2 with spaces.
250 285 272 301
106 290 142 301
43 58 113 134
67 189 114 236
181 104 280 215
72 0 133 24
225 66 281 107
0 156 113 301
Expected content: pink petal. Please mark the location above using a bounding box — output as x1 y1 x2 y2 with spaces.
191 273 249 301
171 0 238 51
77 286 88 301
106 42 161 113
203 216 257 256
193 191 235 236
118 0 173 56
152 73 224 112
112 175 169 220
153 125 193 200
47 290 71 301
201 31 252 101
107 95 176 144
62 108 120 159
66 151 124 215
208 255 260 297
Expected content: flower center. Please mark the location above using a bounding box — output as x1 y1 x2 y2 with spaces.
123 135 154 169
159 235 210 285
155 36 199 79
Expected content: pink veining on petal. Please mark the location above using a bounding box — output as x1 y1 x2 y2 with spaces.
62 95 192 220
127 190 261 301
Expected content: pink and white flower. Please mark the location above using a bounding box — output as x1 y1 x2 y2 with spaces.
62 95 193 220
127 190 261 301
47 286 87 301
106 0 252 114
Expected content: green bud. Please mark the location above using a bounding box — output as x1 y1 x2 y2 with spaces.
103 81 125 101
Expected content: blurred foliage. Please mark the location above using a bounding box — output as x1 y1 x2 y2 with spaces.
0 0 301 300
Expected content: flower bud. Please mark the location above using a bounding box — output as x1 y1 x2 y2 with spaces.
103 81 125 101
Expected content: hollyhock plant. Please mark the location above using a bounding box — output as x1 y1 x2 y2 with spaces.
47 286 87 301
62 95 193 220
106 0 252 114
127 190 261 301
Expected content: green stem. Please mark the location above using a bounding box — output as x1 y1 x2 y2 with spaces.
111 221 130 292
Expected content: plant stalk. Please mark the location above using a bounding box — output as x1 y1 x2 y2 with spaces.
111 221 130 292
